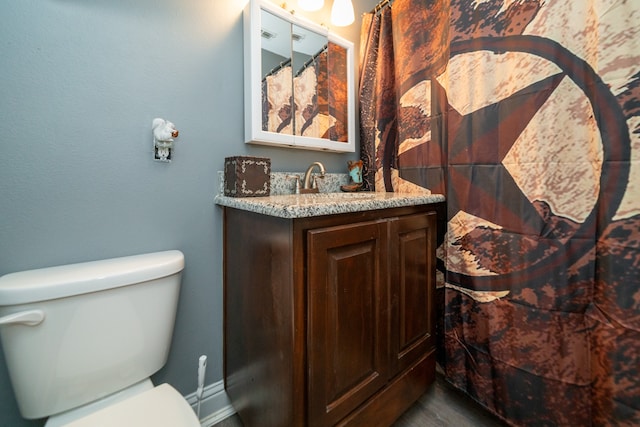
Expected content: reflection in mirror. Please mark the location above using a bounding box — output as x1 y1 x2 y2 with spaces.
292 42 349 143
292 25 327 139
326 42 348 142
260 9 293 135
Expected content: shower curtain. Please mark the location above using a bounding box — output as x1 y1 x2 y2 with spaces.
359 0 639 425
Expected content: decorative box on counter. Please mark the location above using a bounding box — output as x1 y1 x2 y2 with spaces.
224 156 271 197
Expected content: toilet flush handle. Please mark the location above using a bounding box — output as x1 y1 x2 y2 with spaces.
0 310 45 327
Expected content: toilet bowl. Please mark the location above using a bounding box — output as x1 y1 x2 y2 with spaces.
0 250 200 427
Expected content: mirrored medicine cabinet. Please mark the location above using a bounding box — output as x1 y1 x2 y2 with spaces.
243 0 355 152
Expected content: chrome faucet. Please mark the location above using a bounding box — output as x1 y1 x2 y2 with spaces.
301 162 326 193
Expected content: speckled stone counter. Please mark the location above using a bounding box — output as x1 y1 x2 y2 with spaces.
214 191 445 219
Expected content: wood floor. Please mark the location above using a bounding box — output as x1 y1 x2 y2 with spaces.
391 375 508 427
213 374 508 427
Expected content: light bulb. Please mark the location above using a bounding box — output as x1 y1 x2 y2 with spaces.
298 0 324 11
331 0 355 26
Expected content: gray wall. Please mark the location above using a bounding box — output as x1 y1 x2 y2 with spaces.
0 0 377 425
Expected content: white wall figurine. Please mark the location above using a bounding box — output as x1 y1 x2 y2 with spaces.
152 118 180 162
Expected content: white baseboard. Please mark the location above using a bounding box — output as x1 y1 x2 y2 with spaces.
184 380 236 427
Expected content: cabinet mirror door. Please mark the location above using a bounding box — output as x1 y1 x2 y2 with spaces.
244 0 355 152
260 9 293 136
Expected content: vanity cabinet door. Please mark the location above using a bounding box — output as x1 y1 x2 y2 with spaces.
389 213 437 377
307 220 389 427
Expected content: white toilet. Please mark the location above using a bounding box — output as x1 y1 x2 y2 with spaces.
0 250 200 427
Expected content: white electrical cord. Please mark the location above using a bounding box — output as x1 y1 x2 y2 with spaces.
196 355 207 419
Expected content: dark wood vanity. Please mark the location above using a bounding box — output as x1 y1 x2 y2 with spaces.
222 202 442 426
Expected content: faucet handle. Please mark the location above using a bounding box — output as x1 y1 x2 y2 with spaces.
311 174 325 189
286 175 301 194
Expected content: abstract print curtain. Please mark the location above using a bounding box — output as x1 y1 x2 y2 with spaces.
359 0 640 425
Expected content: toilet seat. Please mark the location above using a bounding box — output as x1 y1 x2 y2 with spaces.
63 384 200 427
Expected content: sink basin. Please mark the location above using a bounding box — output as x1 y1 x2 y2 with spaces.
285 192 381 206
298 192 377 200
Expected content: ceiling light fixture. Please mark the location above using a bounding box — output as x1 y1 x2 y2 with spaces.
297 0 355 26
330 0 355 27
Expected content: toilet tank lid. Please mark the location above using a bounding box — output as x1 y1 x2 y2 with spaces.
0 250 184 306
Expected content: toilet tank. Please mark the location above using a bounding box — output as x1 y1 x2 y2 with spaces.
0 250 185 420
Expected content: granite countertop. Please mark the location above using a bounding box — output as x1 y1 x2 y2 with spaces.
214 192 445 219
